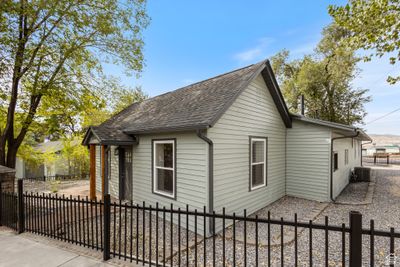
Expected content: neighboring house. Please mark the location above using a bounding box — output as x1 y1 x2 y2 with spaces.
362 144 400 156
82 59 371 233
16 139 83 179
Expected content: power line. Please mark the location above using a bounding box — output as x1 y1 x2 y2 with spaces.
366 107 400 125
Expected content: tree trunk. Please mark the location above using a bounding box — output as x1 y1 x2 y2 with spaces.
5 145 18 169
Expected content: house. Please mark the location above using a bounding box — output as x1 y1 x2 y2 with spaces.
362 144 400 156
16 139 86 179
82 59 371 233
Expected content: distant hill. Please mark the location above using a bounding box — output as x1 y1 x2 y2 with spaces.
365 134 400 148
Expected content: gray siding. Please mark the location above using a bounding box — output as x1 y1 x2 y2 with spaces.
286 121 331 202
108 146 120 198
132 132 207 231
95 146 101 193
208 74 287 217
332 135 362 198
94 145 120 198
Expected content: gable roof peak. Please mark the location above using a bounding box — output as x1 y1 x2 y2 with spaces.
82 59 291 145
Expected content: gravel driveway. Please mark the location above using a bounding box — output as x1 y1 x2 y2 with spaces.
171 167 400 266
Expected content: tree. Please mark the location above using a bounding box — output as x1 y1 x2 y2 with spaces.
329 0 400 84
0 0 149 167
271 24 371 125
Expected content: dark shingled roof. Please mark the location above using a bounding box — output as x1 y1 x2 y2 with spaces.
83 59 291 145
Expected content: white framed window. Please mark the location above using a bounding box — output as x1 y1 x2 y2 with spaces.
152 139 176 198
249 137 267 191
345 149 349 165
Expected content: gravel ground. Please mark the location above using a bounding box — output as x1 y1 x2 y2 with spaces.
172 167 400 266
108 205 201 265
21 180 90 196
335 182 369 203
224 196 328 246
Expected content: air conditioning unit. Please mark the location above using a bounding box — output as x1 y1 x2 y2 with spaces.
354 167 371 182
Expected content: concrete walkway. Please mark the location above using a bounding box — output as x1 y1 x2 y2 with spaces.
0 230 115 267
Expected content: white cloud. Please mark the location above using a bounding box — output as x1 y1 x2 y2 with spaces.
233 37 274 63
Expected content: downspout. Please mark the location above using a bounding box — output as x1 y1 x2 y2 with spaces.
196 129 214 235
330 130 359 201
361 140 373 166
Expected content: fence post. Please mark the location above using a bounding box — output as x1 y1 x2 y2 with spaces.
103 194 111 261
387 155 389 165
349 211 362 267
17 179 24 234
0 182 2 226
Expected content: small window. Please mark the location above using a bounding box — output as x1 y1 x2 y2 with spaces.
153 139 176 198
333 152 339 171
250 137 267 190
354 140 357 159
345 149 349 165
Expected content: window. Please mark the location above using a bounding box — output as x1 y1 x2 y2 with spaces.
153 139 176 198
354 140 357 159
333 152 338 171
250 137 267 190
345 149 349 165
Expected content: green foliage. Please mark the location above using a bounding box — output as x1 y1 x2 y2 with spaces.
60 137 89 176
50 180 60 193
271 24 371 125
0 0 150 167
329 0 400 84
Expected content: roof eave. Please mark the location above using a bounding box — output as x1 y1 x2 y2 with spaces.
291 114 372 141
262 61 292 128
291 114 356 132
82 127 138 146
124 124 210 135
81 127 101 146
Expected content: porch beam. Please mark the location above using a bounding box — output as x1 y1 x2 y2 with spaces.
89 144 96 200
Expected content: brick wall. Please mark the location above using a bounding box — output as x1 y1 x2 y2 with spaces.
0 172 16 192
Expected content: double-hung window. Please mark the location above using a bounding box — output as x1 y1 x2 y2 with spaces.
250 137 267 190
345 149 349 165
153 139 176 198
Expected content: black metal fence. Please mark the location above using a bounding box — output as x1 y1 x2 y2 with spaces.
0 184 18 231
363 155 400 165
1 179 399 266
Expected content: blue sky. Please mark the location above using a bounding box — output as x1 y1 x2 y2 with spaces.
105 0 400 135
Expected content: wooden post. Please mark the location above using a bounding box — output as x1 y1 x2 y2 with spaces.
89 145 96 200
101 145 106 199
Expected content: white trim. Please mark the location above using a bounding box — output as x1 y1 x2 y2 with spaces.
250 138 267 190
153 140 175 198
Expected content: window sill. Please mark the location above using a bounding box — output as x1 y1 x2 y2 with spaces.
152 190 176 200
249 183 267 192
